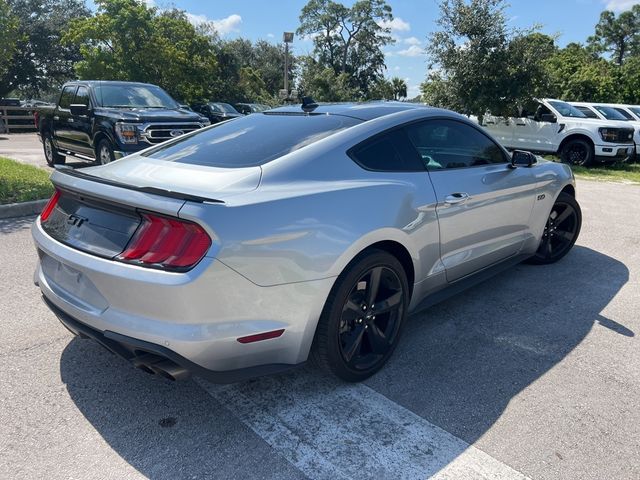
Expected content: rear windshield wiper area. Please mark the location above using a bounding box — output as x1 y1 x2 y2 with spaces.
54 167 224 204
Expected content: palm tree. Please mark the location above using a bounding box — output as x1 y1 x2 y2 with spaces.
391 77 407 100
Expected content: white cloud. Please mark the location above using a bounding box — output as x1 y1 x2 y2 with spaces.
397 45 424 57
378 17 411 32
186 13 242 35
403 36 422 46
267 33 275 38
604 0 640 11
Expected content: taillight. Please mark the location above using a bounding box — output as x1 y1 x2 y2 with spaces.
117 213 211 271
40 190 60 222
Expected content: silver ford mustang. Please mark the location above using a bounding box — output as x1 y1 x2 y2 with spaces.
32 102 581 383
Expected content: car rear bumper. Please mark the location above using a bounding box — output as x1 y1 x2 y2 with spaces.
32 218 335 380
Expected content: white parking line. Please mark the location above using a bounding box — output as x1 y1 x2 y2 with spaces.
196 372 529 480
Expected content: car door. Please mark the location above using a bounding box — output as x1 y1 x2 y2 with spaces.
66 85 94 157
405 118 538 282
517 102 560 153
53 85 77 151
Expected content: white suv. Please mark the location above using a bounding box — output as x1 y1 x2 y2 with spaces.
481 98 634 166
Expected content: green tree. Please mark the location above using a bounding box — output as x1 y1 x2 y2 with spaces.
619 56 640 103
369 78 394 99
425 0 552 119
297 0 394 99
0 0 89 98
588 5 640 65
297 56 357 101
0 1 21 86
390 77 407 100
545 42 618 102
63 0 219 103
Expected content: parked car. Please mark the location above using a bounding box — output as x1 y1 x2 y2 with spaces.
33 102 581 383
235 103 271 115
191 102 243 123
569 102 640 159
480 98 634 166
36 81 210 167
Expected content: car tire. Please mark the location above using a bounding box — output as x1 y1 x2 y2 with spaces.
43 133 65 167
527 192 582 265
560 139 593 166
312 250 409 382
96 139 115 165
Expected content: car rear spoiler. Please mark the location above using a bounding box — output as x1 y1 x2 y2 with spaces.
53 166 224 204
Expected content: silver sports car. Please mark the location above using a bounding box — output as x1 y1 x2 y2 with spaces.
32 101 581 383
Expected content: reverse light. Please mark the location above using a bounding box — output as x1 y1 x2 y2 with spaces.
40 190 60 222
117 213 212 271
115 122 139 144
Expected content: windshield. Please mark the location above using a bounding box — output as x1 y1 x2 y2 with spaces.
95 84 179 109
142 112 361 168
612 107 635 120
548 101 587 118
628 107 640 118
593 105 628 121
212 103 239 114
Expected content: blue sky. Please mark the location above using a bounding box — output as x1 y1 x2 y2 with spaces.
146 0 640 97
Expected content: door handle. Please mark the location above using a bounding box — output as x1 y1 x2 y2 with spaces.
444 193 470 204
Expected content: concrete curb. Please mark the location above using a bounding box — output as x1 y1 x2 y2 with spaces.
0 199 48 220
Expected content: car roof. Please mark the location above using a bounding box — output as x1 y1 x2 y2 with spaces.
267 101 428 121
63 80 161 88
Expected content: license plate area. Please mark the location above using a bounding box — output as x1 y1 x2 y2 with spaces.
42 190 141 258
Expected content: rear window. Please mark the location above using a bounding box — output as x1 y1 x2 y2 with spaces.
142 113 360 167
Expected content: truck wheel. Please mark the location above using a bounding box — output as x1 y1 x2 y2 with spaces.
43 133 65 167
311 250 409 382
96 139 115 165
560 139 593 166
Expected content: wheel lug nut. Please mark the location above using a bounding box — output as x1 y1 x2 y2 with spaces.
362 305 367 311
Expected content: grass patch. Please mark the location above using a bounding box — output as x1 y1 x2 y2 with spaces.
570 163 640 184
0 156 54 205
543 155 640 184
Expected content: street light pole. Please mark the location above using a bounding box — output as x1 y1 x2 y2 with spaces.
282 32 294 100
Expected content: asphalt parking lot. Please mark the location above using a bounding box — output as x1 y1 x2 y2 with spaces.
1 137 639 479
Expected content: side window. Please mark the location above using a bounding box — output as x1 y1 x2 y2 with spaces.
350 129 424 172
574 106 598 119
73 86 90 107
533 102 552 121
405 119 507 170
58 86 77 109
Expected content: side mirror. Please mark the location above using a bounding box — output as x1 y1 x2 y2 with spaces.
511 150 537 168
180 104 193 111
69 104 89 116
539 113 557 123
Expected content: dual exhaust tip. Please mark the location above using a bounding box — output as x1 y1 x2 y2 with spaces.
132 353 190 381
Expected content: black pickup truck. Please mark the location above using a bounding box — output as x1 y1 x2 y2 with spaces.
36 81 210 166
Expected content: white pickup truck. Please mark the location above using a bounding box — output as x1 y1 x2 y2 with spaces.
569 102 640 159
480 98 635 166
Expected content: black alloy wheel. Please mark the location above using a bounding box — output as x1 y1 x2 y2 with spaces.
528 192 582 265
313 250 409 382
561 139 593 166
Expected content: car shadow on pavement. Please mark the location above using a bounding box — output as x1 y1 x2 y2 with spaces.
59 245 629 478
